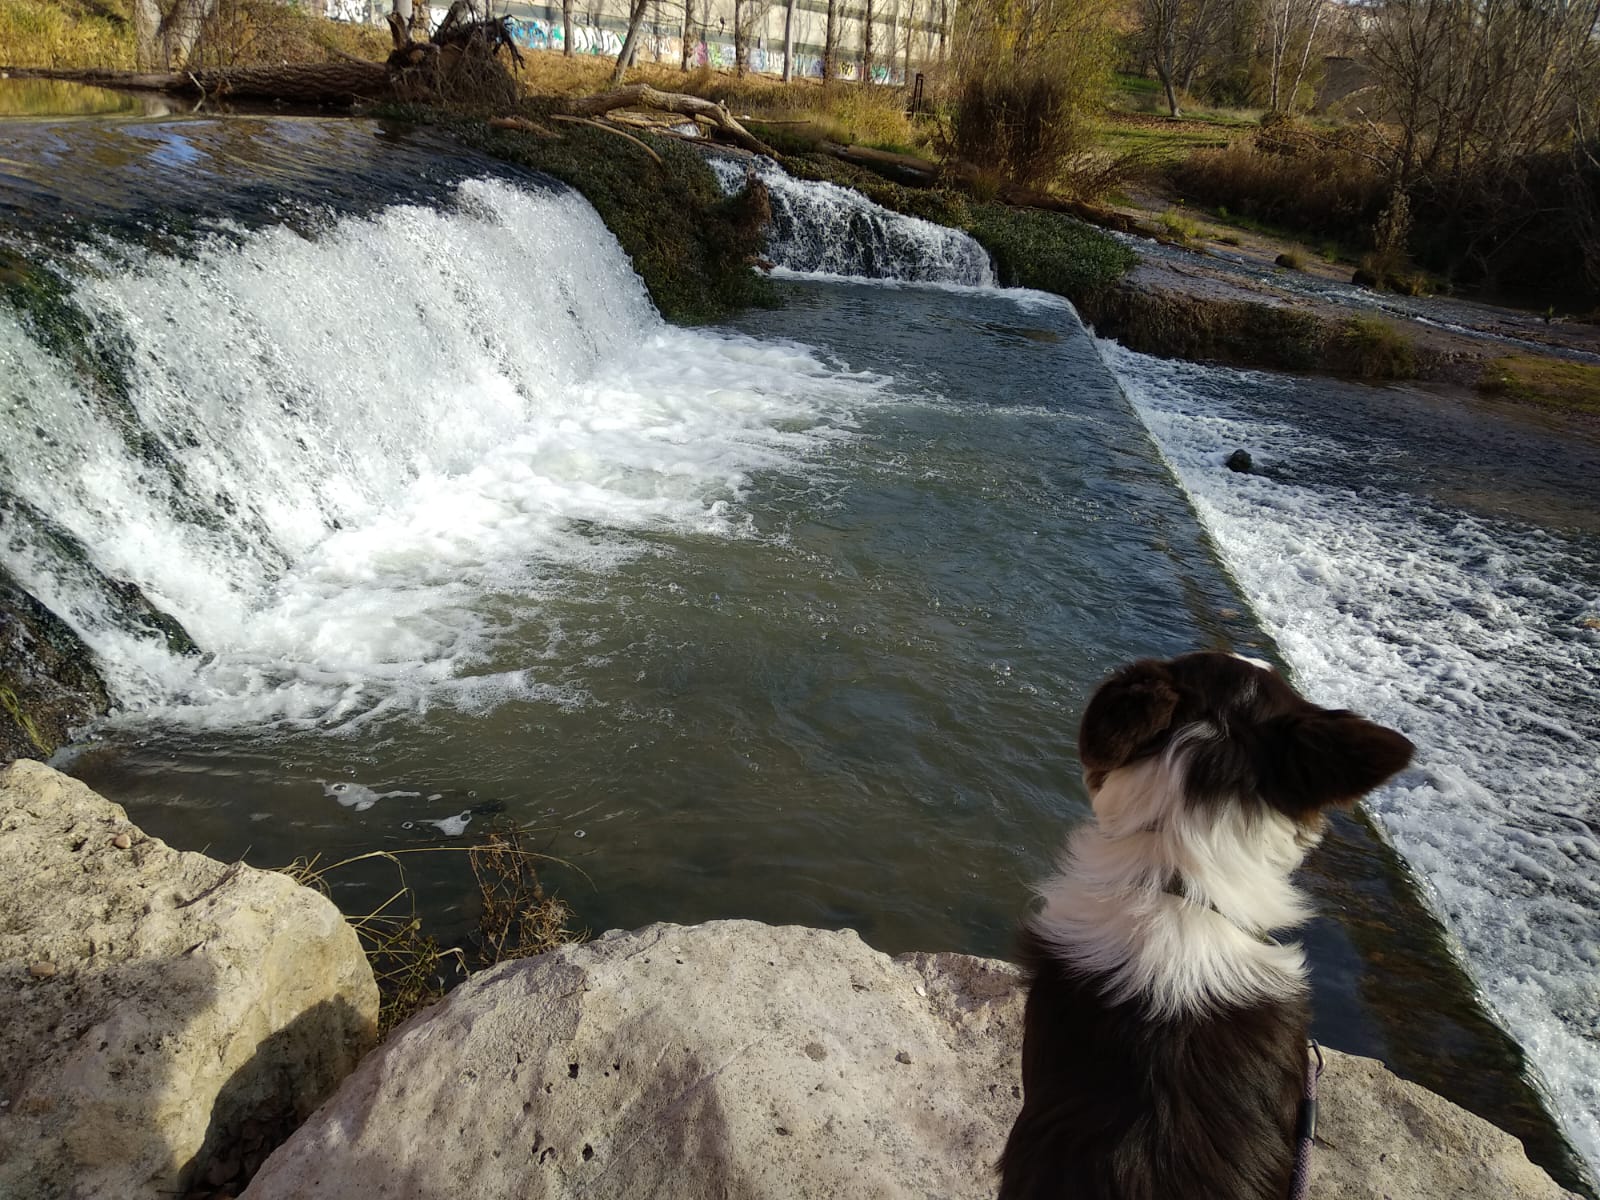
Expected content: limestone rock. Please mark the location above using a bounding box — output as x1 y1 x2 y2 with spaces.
244 919 1578 1200
1313 1050 1581 1200
246 921 1024 1200
0 760 379 1200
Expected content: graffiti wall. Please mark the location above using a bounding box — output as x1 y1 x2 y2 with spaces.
329 1 920 84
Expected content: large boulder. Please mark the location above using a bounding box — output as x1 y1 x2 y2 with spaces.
243 919 1579 1200
0 760 379 1200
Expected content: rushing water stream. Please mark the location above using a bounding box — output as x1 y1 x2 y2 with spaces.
1 103 1596 1190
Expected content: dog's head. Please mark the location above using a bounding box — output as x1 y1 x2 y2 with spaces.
1078 651 1414 832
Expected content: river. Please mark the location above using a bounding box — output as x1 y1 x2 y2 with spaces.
1 91 1595 1191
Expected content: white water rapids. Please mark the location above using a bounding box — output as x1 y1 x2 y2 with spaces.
1 146 1595 1180
0 178 877 728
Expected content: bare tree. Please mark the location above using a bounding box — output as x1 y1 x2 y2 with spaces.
782 0 796 79
1264 0 1326 111
681 0 696 68
1140 0 1185 115
863 0 876 82
132 0 220 68
1364 0 1600 184
823 0 838 81
613 0 652 83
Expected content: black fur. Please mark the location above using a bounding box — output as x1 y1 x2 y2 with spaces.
1000 652 1415 1200
1002 927 1306 1200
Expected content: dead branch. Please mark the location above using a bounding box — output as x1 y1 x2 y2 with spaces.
489 114 560 138
549 114 663 165
570 84 776 157
5 63 390 105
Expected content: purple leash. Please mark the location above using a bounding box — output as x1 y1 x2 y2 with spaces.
1288 1041 1324 1200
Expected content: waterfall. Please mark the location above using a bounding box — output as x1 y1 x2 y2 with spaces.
0 177 874 728
709 157 995 287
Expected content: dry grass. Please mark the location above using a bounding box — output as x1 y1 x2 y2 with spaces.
0 0 388 70
188 0 389 70
517 50 927 154
0 0 136 69
1480 355 1600 415
1171 138 1386 243
282 825 584 1038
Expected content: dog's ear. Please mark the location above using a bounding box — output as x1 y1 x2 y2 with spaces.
1256 709 1414 818
1079 660 1180 773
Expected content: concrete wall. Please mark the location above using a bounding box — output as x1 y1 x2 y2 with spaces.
328 0 948 83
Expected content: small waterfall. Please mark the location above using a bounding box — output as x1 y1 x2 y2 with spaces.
0 176 874 728
710 157 995 287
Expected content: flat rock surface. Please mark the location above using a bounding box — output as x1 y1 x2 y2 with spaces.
0 760 378 1200
244 919 1578 1200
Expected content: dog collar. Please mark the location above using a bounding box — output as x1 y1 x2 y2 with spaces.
1162 872 1280 946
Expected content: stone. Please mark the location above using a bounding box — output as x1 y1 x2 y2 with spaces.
1312 1051 1580 1200
1226 448 1254 473
247 921 1023 1200
0 760 379 1200
243 920 1579 1200
0 563 110 763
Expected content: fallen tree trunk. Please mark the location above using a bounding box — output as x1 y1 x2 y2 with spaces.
570 84 776 157
3 63 393 105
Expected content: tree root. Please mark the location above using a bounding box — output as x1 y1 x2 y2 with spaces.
568 84 777 157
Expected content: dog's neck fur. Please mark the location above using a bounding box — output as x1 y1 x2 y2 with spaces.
1032 729 1318 1020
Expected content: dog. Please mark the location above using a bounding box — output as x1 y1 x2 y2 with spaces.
999 651 1414 1200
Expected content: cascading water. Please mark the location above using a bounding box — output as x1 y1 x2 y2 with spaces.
709 156 995 286
723 150 1600 1184
1 175 876 728
2 115 1595 1189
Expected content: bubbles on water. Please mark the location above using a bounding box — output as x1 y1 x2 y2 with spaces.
1106 339 1600 1172
428 811 472 838
323 781 419 813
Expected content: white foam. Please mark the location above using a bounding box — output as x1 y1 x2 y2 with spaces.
0 178 882 729
1101 340 1600 1173
324 781 420 812
710 156 995 287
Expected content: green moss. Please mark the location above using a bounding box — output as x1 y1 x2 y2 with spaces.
962 203 1139 299
784 152 1137 301
1336 315 1416 379
383 106 776 325
0 563 109 764
1077 286 1326 371
1480 355 1600 415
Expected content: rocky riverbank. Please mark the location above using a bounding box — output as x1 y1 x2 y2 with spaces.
0 763 1581 1200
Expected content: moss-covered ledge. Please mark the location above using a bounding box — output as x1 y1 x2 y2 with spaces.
1 564 108 763
385 106 777 325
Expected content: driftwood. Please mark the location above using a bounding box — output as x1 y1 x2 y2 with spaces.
3 63 390 105
570 85 776 157
548 114 663 165
488 114 559 138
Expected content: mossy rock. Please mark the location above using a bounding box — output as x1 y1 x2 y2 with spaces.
1075 284 1327 372
1 565 110 763
385 107 777 325
782 153 1138 301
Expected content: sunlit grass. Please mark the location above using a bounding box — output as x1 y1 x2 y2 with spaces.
1480 355 1600 415
0 0 135 69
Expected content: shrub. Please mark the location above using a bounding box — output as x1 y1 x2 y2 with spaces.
964 204 1138 298
1170 138 1386 243
1157 207 1202 242
949 71 1087 190
1336 316 1415 379
943 0 1116 190
1275 249 1306 270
